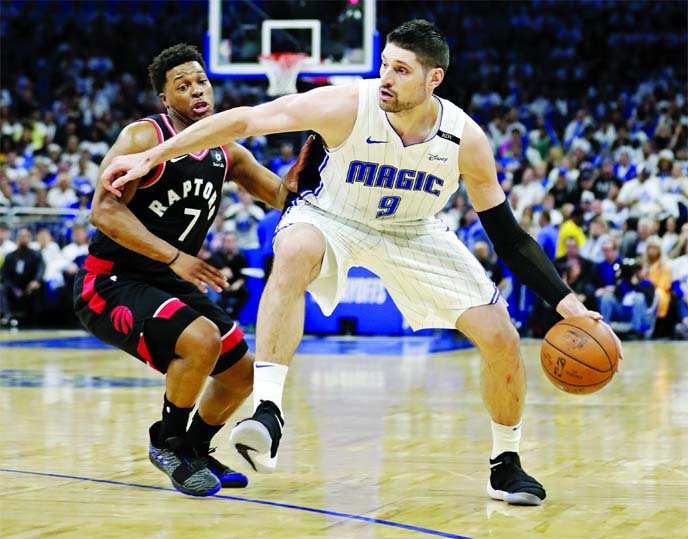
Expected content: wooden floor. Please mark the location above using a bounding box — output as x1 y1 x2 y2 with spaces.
1 330 686 539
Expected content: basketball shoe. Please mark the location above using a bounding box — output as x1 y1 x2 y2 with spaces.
148 422 221 497
487 451 546 506
229 399 284 473
200 447 248 488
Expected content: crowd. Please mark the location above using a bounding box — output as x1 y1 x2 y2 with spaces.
1 1 686 337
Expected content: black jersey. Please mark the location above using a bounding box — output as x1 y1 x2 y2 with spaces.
89 114 229 276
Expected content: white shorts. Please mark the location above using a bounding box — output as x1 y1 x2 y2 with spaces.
277 202 500 330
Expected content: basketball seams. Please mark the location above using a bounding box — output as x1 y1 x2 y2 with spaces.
542 368 611 389
542 337 612 374
555 321 615 371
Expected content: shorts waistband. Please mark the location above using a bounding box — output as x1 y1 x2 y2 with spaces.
84 254 114 275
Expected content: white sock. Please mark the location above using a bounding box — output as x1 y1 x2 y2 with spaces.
490 420 522 459
253 361 288 411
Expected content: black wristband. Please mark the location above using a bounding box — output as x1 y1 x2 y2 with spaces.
166 248 180 266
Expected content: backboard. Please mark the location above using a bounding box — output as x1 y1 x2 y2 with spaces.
206 0 379 79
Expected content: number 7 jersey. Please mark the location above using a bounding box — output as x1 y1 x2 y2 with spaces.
298 78 465 227
88 113 229 276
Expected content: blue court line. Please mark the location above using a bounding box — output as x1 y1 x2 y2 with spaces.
0 468 473 539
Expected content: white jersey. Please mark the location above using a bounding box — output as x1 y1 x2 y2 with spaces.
301 78 467 226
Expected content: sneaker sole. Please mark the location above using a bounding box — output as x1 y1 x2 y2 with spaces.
487 482 544 506
214 472 249 488
230 421 277 474
149 453 221 497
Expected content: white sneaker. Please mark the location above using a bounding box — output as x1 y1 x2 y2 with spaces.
229 400 284 474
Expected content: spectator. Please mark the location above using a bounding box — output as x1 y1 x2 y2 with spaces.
209 232 249 320
438 192 468 232
511 166 545 218
70 149 99 187
46 172 77 208
580 216 611 263
616 166 663 217
458 205 492 254
1 228 45 325
222 187 265 250
593 239 622 298
555 207 586 258
554 236 596 309
268 143 296 179
548 168 579 208
473 241 508 293
31 227 65 290
598 259 656 340
613 147 638 182
643 236 673 327
536 210 559 260
593 159 622 200
0 222 17 256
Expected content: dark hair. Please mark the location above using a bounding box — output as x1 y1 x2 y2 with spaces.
386 20 449 72
148 43 207 94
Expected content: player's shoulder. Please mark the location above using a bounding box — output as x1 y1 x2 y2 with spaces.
116 117 162 154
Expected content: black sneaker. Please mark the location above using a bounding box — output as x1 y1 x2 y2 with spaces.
229 400 284 473
487 452 546 506
148 422 221 497
201 448 248 488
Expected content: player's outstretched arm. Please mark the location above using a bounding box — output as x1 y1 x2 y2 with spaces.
90 122 228 294
102 84 358 195
459 118 623 363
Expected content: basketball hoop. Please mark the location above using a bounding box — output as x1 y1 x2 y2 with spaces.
259 52 310 96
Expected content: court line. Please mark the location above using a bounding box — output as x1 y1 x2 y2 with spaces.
0 468 473 539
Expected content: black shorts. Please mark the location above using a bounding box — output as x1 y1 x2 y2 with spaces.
74 255 248 374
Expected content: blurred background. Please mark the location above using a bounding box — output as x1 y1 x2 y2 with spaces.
1 0 686 340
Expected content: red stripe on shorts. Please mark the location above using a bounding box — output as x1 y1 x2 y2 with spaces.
220 324 245 356
154 298 186 319
137 333 159 372
81 272 106 314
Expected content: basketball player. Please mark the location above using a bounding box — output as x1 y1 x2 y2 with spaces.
102 22 624 505
75 44 308 497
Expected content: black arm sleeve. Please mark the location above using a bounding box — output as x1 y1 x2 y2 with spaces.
478 200 571 308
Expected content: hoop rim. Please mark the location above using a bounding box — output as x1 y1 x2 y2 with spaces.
258 52 311 67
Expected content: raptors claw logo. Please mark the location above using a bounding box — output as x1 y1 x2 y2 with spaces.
110 306 134 334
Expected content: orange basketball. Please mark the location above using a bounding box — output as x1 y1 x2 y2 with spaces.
540 317 619 394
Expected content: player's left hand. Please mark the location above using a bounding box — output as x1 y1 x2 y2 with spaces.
556 292 624 370
282 134 315 193
101 151 154 197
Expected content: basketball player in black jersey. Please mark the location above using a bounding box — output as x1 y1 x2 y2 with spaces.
73 44 309 497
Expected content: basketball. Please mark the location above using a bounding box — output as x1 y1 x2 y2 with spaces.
540 317 619 394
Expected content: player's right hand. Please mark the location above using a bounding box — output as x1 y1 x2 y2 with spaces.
101 151 154 197
170 251 229 294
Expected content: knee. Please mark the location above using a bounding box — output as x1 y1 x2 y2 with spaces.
272 241 323 289
179 317 222 368
480 319 520 360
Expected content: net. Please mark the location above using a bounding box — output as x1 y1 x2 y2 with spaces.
259 52 310 96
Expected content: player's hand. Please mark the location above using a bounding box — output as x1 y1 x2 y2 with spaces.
282 134 315 193
556 292 624 370
169 251 229 294
101 151 155 197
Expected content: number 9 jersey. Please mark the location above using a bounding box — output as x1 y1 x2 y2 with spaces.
88 113 229 276
294 78 465 228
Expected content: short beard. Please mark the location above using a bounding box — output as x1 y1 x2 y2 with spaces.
378 86 427 113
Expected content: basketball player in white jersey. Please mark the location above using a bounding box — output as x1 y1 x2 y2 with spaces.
103 20 623 506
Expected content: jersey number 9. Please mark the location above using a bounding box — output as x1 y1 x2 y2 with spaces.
376 196 401 218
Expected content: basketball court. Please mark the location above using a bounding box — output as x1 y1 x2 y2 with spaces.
1 330 686 539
